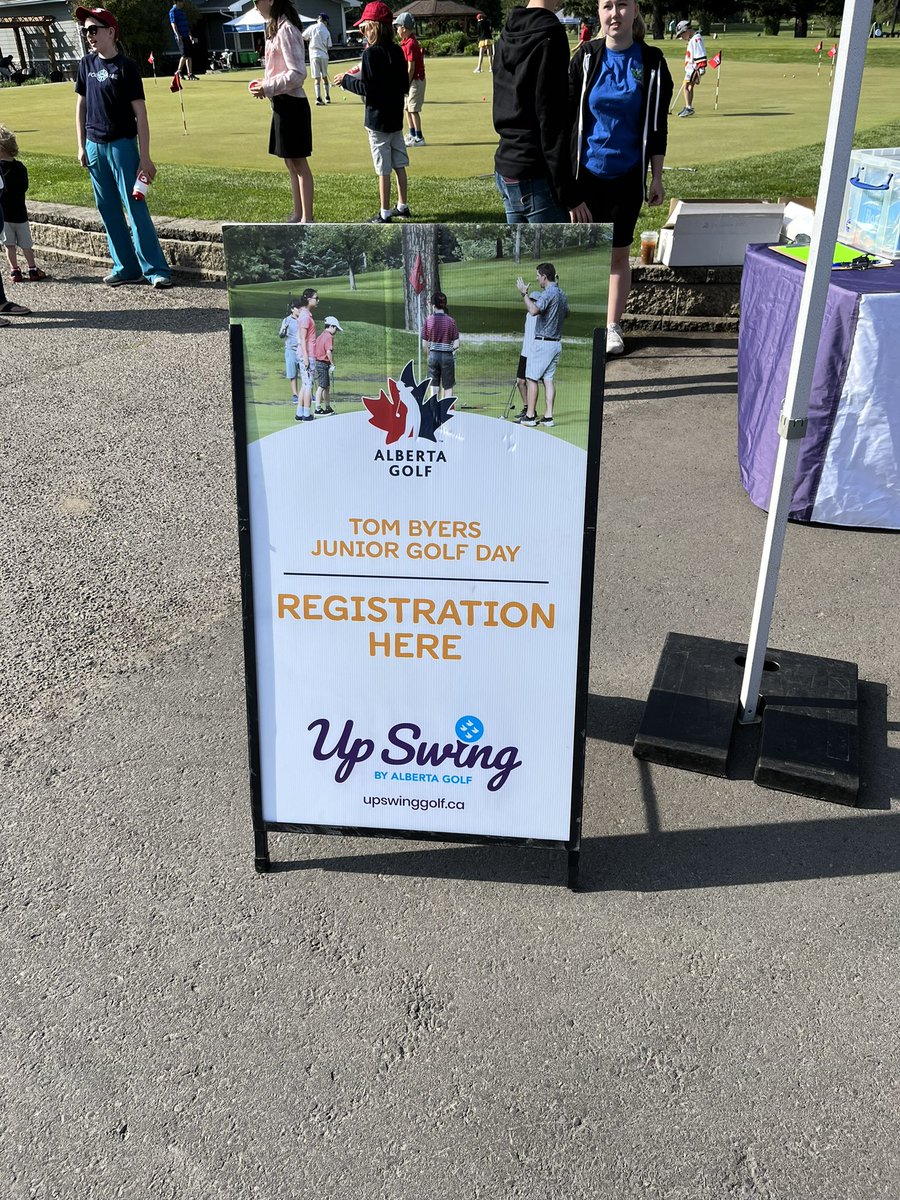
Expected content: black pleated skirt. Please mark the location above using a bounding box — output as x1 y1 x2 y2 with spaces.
268 93 312 159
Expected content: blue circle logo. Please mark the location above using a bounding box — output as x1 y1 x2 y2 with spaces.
455 715 484 743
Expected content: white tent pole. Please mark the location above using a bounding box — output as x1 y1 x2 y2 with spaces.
738 0 874 725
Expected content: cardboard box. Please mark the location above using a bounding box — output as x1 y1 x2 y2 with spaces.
657 200 786 267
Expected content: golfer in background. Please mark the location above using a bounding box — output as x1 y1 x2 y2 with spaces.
304 13 333 106
170 0 197 80
675 19 706 116
422 291 458 400
514 263 568 428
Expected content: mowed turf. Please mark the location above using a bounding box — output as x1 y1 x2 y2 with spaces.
3 36 899 190
233 246 608 447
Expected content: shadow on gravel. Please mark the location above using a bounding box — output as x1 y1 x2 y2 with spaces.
603 372 737 391
602 379 739 400
268 809 900 893
17 306 228 335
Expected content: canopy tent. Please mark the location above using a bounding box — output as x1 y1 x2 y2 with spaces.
222 8 314 32
399 0 480 23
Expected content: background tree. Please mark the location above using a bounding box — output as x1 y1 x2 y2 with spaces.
103 0 195 70
401 225 440 333
746 0 786 34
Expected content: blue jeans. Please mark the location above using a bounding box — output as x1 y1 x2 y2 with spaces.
495 173 568 224
86 138 170 281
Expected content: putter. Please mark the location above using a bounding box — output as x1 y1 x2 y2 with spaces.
503 379 521 420
669 80 688 115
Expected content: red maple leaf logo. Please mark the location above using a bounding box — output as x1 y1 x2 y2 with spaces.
362 378 409 445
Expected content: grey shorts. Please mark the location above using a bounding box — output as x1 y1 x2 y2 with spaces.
0 221 33 250
526 340 561 382
310 55 328 80
366 128 409 175
315 359 331 388
427 350 455 389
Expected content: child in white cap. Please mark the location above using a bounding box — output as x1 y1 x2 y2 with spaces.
314 316 343 414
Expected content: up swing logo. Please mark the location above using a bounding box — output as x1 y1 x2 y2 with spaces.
363 361 455 478
307 714 523 792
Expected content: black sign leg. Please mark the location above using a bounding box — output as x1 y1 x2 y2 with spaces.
567 847 581 892
254 828 271 874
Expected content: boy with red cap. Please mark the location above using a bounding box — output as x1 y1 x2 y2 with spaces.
394 13 426 147
333 3 411 223
74 7 172 287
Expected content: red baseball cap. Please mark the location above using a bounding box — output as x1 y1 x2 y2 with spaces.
75 7 119 36
355 2 394 26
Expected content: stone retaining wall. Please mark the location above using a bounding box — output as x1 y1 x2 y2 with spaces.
28 202 742 329
29 201 228 283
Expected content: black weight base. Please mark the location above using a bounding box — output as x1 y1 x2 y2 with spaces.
633 632 859 806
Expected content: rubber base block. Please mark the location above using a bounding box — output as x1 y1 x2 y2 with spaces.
633 632 743 777
633 632 859 806
755 645 859 806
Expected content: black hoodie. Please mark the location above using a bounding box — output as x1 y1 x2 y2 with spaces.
492 6 574 207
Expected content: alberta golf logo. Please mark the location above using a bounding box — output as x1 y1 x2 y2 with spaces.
364 361 455 477
308 714 522 792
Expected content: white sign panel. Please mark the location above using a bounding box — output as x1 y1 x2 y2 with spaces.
225 224 609 847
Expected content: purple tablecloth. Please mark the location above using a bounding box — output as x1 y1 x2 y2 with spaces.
737 244 900 522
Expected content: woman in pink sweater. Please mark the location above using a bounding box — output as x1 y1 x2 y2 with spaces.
249 0 314 223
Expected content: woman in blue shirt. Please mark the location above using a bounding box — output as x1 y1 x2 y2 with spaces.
569 0 672 356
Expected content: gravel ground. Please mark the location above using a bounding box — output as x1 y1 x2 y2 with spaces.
1 262 898 1200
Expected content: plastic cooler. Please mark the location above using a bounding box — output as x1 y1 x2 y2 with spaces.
839 148 900 260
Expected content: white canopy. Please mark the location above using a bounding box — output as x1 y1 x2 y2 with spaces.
223 7 317 31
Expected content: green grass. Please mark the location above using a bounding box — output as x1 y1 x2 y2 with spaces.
233 245 609 447
4 44 900 221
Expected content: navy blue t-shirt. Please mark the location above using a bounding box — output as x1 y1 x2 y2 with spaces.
583 43 643 179
75 53 145 143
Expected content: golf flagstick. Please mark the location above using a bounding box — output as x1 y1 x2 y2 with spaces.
149 50 157 85
737 0 872 725
709 50 722 110
170 71 188 134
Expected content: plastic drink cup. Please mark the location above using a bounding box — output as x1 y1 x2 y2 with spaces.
640 231 658 265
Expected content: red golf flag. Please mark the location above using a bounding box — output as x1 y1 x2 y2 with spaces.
828 43 837 58
709 51 721 69
148 51 155 64
814 40 823 53
409 253 426 296
170 72 183 92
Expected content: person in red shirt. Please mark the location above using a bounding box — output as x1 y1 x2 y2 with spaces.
313 315 343 414
394 13 426 147
421 291 459 400
293 287 319 421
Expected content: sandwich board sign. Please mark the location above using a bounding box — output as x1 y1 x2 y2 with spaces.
224 223 609 888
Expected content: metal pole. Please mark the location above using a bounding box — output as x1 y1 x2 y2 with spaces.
738 0 873 725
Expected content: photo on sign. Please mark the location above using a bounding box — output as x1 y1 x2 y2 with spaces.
225 223 611 450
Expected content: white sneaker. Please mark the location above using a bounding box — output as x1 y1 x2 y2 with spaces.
403 134 415 145
606 323 625 356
